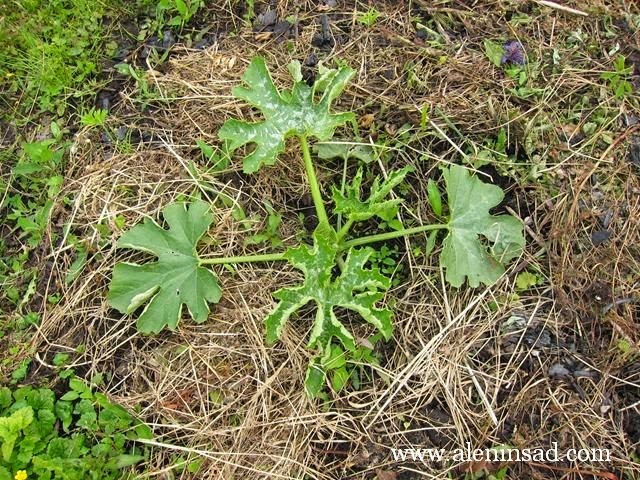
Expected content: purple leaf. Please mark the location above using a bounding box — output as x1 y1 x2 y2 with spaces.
501 40 526 65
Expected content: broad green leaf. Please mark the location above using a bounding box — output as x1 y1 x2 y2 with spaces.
0 388 12 409
440 165 524 287
314 142 377 164
59 391 79 401
0 406 33 462
427 179 442 217
0 466 10 480
333 166 412 223
265 226 392 352
174 0 188 18
219 57 355 173
304 361 325 398
331 366 350 392
484 39 504 67
322 344 346 370
107 201 222 333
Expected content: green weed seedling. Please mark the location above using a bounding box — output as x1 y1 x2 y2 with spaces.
0 378 152 480
113 63 166 109
140 0 204 35
244 202 283 248
2 136 68 314
312 334 386 401
196 140 231 173
357 8 382 27
107 57 525 397
80 108 108 129
601 55 634 99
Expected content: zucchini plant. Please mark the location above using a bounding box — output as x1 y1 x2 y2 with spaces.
107 57 525 396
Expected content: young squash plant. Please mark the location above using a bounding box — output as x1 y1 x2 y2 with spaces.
107 57 525 397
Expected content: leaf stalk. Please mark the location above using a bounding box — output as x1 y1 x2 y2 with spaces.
342 224 448 249
299 135 329 226
199 252 286 265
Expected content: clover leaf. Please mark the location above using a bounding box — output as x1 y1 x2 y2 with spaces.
219 57 355 173
440 165 524 287
107 201 221 333
333 165 412 224
265 226 392 354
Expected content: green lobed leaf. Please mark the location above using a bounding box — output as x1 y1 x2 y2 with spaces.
219 57 356 173
515 270 539 291
107 201 222 333
265 226 392 353
440 165 524 287
55 400 73 432
333 166 413 224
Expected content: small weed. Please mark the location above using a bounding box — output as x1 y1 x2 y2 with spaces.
0 132 69 345
357 8 381 27
196 140 231 172
137 0 203 37
0 378 152 479
80 108 108 128
601 55 634 99
515 270 542 291
6 138 67 248
114 63 164 108
463 465 509 479
155 0 203 30
244 203 283 248
369 244 405 287
312 335 384 399
243 0 256 23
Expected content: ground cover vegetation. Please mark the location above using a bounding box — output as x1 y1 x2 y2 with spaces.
0 0 639 479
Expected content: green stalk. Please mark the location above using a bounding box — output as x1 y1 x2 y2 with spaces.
336 219 354 241
199 252 286 266
342 224 448 249
336 152 349 231
299 135 329 226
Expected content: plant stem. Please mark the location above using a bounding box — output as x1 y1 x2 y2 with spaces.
342 224 448 249
199 225 448 265
199 252 286 266
336 153 349 231
336 219 354 241
299 135 329 226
